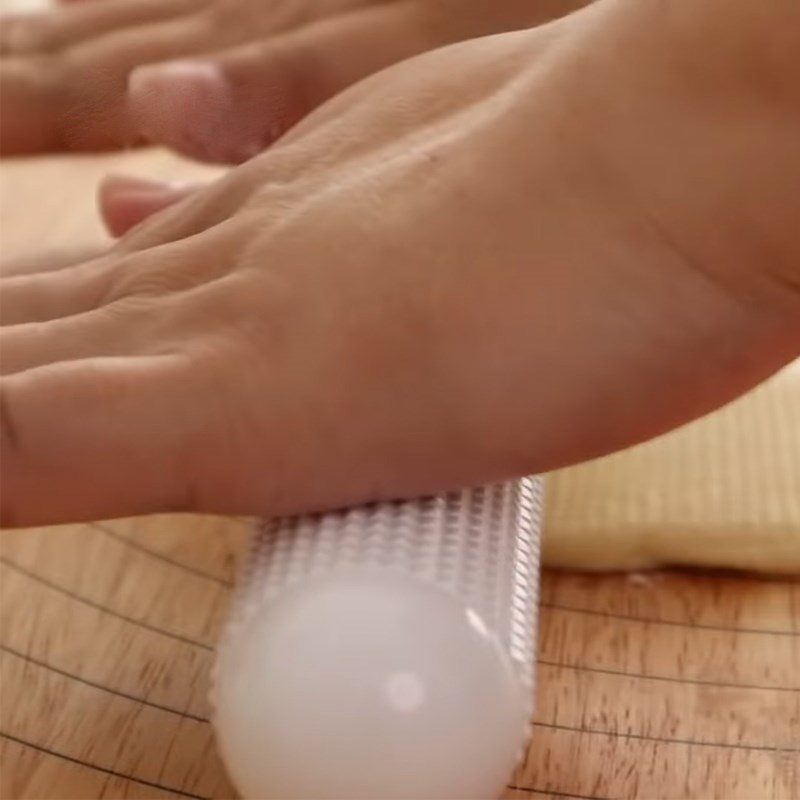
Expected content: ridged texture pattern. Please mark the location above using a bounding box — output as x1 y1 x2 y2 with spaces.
227 477 543 689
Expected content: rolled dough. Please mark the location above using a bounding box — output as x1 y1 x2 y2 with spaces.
543 361 800 573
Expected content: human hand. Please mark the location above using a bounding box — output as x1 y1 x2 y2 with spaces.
2 6 798 527
0 0 583 160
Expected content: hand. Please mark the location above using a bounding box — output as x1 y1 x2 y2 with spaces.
2 5 798 527
0 0 583 160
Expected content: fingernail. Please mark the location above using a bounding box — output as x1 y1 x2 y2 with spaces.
127 59 267 164
128 61 235 158
101 173 179 195
128 60 228 107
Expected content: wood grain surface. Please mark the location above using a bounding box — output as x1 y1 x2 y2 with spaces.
1 150 798 800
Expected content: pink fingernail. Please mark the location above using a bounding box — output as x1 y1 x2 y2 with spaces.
128 60 228 101
128 61 236 158
127 59 269 164
102 174 172 194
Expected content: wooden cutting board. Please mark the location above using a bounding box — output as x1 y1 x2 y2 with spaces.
1 151 798 800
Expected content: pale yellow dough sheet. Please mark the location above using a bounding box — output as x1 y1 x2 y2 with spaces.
544 361 800 573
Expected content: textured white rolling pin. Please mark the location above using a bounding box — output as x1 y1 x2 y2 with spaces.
214 477 543 799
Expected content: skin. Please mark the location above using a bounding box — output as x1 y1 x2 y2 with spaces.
0 0 585 161
1 0 799 527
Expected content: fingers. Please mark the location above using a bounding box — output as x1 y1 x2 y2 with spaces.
0 355 214 526
1 11 220 153
0 245 109 279
1 266 232 375
1 0 586 156
1 307 131 376
0 220 244 329
126 1 437 163
58 12 223 150
124 0 588 164
0 271 194 374
0 0 202 56
99 174 199 237
0 257 117 326
0 167 245 331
